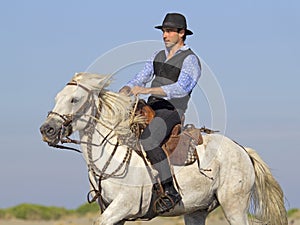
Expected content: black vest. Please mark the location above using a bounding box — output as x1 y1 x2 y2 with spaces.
149 48 200 113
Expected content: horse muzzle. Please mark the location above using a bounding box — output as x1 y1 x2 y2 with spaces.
40 118 72 145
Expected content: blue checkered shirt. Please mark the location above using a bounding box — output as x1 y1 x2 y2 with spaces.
126 45 201 100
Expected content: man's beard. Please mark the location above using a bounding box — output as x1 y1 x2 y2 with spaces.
164 41 176 48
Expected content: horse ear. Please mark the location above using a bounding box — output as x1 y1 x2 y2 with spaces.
91 74 112 91
72 72 86 82
70 72 113 93
98 74 112 86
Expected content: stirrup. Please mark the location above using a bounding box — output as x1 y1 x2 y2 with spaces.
153 192 181 214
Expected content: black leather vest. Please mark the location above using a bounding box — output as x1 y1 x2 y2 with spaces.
150 48 200 113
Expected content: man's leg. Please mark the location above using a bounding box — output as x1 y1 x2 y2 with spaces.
140 109 182 213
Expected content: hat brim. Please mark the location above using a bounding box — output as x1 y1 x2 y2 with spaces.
155 25 193 35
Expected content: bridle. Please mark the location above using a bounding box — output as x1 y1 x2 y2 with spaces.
46 81 98 152
45 80 133 210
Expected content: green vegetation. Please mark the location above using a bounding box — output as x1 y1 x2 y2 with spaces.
0 203 298 221
6 204 69 220
0 202 99 220
75 202 100 215
288 208 300 218
288 208 298 217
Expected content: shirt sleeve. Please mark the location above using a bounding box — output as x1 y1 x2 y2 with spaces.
126 53 156 88
161 54 201 99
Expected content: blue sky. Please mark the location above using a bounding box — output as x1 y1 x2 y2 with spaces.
0 0 299 210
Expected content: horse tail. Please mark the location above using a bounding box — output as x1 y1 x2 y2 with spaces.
244 147 288 225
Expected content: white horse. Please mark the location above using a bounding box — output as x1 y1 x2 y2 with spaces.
40 73 287 225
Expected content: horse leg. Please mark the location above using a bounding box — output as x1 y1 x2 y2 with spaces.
113 221 125 225
217 172 253 225
94 220 125 225
93 195 137 225
184 210 208 225
93 209 127 225
219 198 249 225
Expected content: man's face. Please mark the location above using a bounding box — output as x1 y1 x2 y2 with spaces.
162 27 184 48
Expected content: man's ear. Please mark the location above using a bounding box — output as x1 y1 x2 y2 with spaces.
179 29 185 38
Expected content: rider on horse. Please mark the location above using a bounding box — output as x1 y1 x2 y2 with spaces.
120 13 201 213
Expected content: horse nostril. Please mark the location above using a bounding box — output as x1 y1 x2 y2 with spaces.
40 124 56 136
46 126 55 135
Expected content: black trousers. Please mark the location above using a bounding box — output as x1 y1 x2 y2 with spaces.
140 108 181 183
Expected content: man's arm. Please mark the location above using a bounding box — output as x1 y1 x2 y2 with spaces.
130 86 167 97
119 86 132 95
119 52 157 95
161 54 201 99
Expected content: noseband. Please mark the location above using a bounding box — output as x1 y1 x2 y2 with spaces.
47 81 98 152
45 80 134 209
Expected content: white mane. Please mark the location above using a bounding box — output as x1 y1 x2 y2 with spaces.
72 72 112 91
71 72 144 136
40 72 288 225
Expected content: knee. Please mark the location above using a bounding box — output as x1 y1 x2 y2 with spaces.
145 147 167 163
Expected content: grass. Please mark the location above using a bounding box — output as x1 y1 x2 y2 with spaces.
0 202 99 220
0 203 298 221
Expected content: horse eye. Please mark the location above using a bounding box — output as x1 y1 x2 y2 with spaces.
71 97 80 104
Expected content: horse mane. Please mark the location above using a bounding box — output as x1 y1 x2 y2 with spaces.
71 72 146 136
72 72 112 91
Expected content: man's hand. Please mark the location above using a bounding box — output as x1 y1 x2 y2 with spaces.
119 86 131 96
130 86 150 96
131 86 167 97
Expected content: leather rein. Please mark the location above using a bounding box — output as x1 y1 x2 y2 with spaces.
47 82 96 153
46 81 133 211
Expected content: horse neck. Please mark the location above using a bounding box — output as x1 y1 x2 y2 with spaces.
98 91 134 134
79 123 126 172
78 92 136 167
79 121 152 188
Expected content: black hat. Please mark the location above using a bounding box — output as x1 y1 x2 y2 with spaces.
155 13 193 35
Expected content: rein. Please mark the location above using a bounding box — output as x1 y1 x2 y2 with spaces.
47 81 133 211
46 81 96 153
84 102 133 211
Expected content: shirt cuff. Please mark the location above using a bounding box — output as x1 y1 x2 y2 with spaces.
161 85 172 100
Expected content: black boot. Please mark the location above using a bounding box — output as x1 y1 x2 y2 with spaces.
155 178 182 214
144 147 182 213
152 159 182 214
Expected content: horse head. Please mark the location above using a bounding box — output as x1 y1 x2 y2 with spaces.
40 72 111 146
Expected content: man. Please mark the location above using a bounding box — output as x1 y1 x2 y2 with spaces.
120 13 201 213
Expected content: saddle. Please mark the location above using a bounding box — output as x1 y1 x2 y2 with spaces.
135 100 203 166
129 100 216 220
163 124 203 165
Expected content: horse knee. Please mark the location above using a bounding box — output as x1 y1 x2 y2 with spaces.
225 214 249 225
93 214 116 225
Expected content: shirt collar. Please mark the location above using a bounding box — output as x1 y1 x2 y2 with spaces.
165 44 189 57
